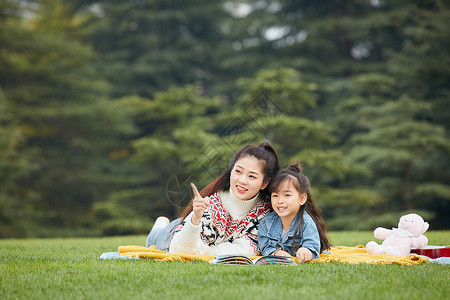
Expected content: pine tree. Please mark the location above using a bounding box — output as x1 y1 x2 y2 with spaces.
92 85 223 232
0 89 33 237
224 68 378 227
83 0 228 98
0 0 136 237
263 0 450 228
335 74 450 228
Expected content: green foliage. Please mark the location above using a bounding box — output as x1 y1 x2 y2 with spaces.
334 74 450 227
92 188 153 235
92 85 225 230
83 0 228 98
274 0 450 228
0 89 34 237
1 0 449 237
0 0 137 237
233 68 371 222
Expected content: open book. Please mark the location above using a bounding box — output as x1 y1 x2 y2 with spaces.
210 254 297 266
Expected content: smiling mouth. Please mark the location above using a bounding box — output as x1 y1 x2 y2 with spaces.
236 185 247 193
277 206 287 211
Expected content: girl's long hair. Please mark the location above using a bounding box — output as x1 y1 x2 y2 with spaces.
268 163 331 252
179 140 280 221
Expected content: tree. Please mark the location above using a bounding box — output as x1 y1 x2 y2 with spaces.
92 85 224 233
386 1 450 129
335 74 450 228
259 0 450 229
0 88 33 237
82 0 229 98
2 0 449 236
224 68 380 229
0 0 136 237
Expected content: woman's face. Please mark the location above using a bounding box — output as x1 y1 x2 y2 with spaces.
230 156 268 201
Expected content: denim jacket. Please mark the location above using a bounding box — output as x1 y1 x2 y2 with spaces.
258 211 320 259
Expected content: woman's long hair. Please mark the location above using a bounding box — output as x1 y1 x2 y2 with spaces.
179 140 280 221
268 163 331 252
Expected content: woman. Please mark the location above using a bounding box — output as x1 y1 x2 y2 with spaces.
146 141 280 256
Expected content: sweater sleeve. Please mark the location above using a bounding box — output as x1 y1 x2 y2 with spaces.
168 213 259 256
168 213 203 255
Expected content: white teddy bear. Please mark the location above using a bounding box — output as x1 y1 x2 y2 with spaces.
366 213 429 256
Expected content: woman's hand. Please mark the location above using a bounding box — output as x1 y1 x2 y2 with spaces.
273 250 290 257
190 183 209 226
296 247 312 263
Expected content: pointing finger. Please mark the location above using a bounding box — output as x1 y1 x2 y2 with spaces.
191 183 201 198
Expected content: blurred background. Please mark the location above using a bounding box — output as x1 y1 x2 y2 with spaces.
1 0 449 238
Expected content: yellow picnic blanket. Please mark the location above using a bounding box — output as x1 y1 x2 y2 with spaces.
311 245 429 265
118 245 217 262
118 245 429 265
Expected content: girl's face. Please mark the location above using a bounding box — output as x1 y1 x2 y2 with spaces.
230 156 269 201
271 178 307 221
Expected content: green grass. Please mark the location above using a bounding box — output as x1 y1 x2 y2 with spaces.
1 231 449 300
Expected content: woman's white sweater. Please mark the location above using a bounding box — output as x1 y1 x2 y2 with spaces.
169 188 270 256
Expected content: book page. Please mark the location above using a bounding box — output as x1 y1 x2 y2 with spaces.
252 255 297 265
210 255 253 265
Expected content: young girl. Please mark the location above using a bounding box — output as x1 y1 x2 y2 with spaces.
258 163 331 262
146 141 280 256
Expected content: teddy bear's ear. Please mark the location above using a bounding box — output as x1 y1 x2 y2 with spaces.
422 222 429 235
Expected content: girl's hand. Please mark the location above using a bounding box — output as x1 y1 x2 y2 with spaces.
190 183 209 226
296 247 312 263
273 250 290 257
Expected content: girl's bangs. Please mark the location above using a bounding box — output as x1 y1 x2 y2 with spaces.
269 174 300 193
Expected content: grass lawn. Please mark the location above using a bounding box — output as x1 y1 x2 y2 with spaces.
1 231 449 300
